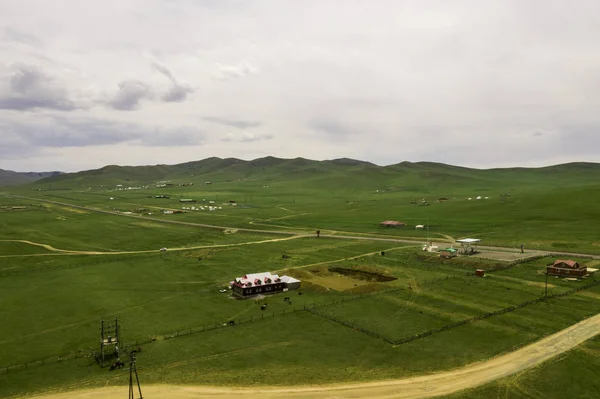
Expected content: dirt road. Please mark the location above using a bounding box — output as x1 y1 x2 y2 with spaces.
5 194 600 260
0 235 306 258
28 312 600 399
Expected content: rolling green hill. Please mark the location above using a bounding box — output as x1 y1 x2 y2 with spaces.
1 157 600 398
19 157 600 195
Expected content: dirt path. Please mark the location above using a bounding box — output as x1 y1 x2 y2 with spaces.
27 312 600 399
0 239 77 253
0 235 306 258
5 194 600 260
276 245 417 273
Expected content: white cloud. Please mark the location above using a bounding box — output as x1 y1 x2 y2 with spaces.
213 61 259 80
221 132 273 143
0 0 599 171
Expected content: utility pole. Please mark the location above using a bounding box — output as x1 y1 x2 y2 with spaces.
128 351 143 399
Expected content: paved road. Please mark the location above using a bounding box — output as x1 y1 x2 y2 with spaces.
29 312 600 399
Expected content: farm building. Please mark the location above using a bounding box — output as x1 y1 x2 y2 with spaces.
547 260 587 278
380 220 406 228
230 272 301 297
179 198 196 203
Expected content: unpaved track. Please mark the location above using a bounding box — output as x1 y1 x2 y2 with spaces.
28 312 600 399
0 235 306 257
5 194 600 259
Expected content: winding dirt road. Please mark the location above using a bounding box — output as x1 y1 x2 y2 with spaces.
4 194 599 260
0 235 307 258
28 312 600 399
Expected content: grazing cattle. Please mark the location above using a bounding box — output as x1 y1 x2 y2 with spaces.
261 304 267 310
284 297 290 302
298 291 303 296
228 320 236 326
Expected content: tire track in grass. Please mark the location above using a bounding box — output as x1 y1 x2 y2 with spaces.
162 341 295 370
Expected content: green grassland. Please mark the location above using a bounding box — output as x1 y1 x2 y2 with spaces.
6 157 599 252
444 334 600 399
0 158 599 398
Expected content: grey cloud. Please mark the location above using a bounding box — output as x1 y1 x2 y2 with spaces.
203 116 261 129
135 126 205 147
1 117 205 150
152 62 194 102
0 96 77 111
107 80 152 110
161 83 193 102
0 64 80 111
0 124 35 159
152 62 175 81
2 27 43 46
309 120 357 136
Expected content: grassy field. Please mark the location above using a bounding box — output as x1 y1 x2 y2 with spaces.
0 159 599 398
4 159 600 252
444 333 600 399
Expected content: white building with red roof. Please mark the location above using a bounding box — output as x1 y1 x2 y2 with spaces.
230 272 301 297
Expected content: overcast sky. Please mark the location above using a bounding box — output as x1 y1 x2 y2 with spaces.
1 0 599 172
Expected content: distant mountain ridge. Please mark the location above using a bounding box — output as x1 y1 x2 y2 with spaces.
8 157 600 193
0 169 63 186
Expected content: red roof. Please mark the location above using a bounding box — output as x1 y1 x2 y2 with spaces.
552 260 580 269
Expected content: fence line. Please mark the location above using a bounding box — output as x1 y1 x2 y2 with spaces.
0 272 536 374
304 306 395 344
390 278 600 345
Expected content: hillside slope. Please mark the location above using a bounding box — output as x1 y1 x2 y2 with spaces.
0 169 62 186
19 158 600 195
